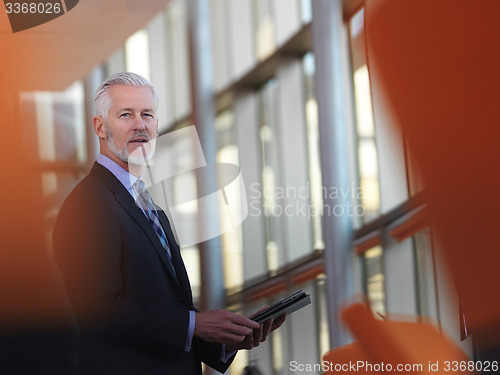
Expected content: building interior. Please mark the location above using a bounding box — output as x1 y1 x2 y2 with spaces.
1 0 499 374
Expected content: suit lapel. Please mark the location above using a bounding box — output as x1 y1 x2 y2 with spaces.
91 163 183 291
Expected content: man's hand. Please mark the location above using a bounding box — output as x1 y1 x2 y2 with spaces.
225 309 287 352
194 310 260 345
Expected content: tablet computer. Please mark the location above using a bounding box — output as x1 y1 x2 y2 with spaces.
250 290 311 324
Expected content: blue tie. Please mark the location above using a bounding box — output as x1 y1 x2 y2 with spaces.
133 179 176 275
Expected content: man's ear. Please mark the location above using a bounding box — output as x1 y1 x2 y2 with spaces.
93 116 106 139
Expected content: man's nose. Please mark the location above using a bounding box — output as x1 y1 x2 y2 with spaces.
132 116 147 130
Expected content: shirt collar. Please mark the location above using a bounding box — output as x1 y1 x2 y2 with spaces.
96 154 140 194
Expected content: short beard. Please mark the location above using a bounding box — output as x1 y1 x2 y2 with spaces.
105 126 156 166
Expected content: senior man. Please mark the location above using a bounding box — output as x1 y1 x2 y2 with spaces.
53 72 285 375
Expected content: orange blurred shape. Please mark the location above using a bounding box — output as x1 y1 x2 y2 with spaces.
339 303 475 375
365 0 500 348
0 92 67 326
322 342 377 375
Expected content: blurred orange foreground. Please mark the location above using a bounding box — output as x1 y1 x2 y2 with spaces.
324 303 476 375
325 0 500 371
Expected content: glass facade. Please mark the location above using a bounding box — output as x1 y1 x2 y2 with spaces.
17 0 475 373
362 246 386 316
349 7 381 224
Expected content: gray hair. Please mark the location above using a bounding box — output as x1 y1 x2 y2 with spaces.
94 72 158 120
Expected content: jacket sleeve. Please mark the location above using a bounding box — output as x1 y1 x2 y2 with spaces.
196 339 236 373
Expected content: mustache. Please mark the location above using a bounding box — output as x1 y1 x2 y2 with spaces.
127 131 152 144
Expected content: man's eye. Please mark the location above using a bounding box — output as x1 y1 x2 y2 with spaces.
143 113 153 118
120 113 130 118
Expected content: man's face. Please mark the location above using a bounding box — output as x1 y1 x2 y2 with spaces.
95 85 158 167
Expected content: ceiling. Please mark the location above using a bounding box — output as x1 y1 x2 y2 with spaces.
0 0 170 91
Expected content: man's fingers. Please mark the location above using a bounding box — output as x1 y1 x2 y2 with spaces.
273 313 287 329
221 332 246 345
228 311 260 329
252 323 263 346
226 321 253 336
194 309 284 347
195 310 259 345
261 317 273 342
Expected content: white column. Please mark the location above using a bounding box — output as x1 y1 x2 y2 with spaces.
311 0 354 348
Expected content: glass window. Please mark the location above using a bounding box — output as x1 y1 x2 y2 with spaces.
24 81 86 164
258 79 283 272
125 29 151 80
215 110 244 290
300 0 312 23
227 0 255 79
166 0 191 120
147 12 173 133
349 5 436 326
107 47 126 76
210 0 230 90
19 81 86 256
384 238 418 315
303 53 325 250
362 246 386 316
150 125 202 301
272 0 301 46
315 275 331 359
228 347 249 375
254 0 276 60
182 246 201 301
348 8 381 223
33 91 56 162
413 228 438 319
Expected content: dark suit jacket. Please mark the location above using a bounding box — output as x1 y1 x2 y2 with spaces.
53 162 233 375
